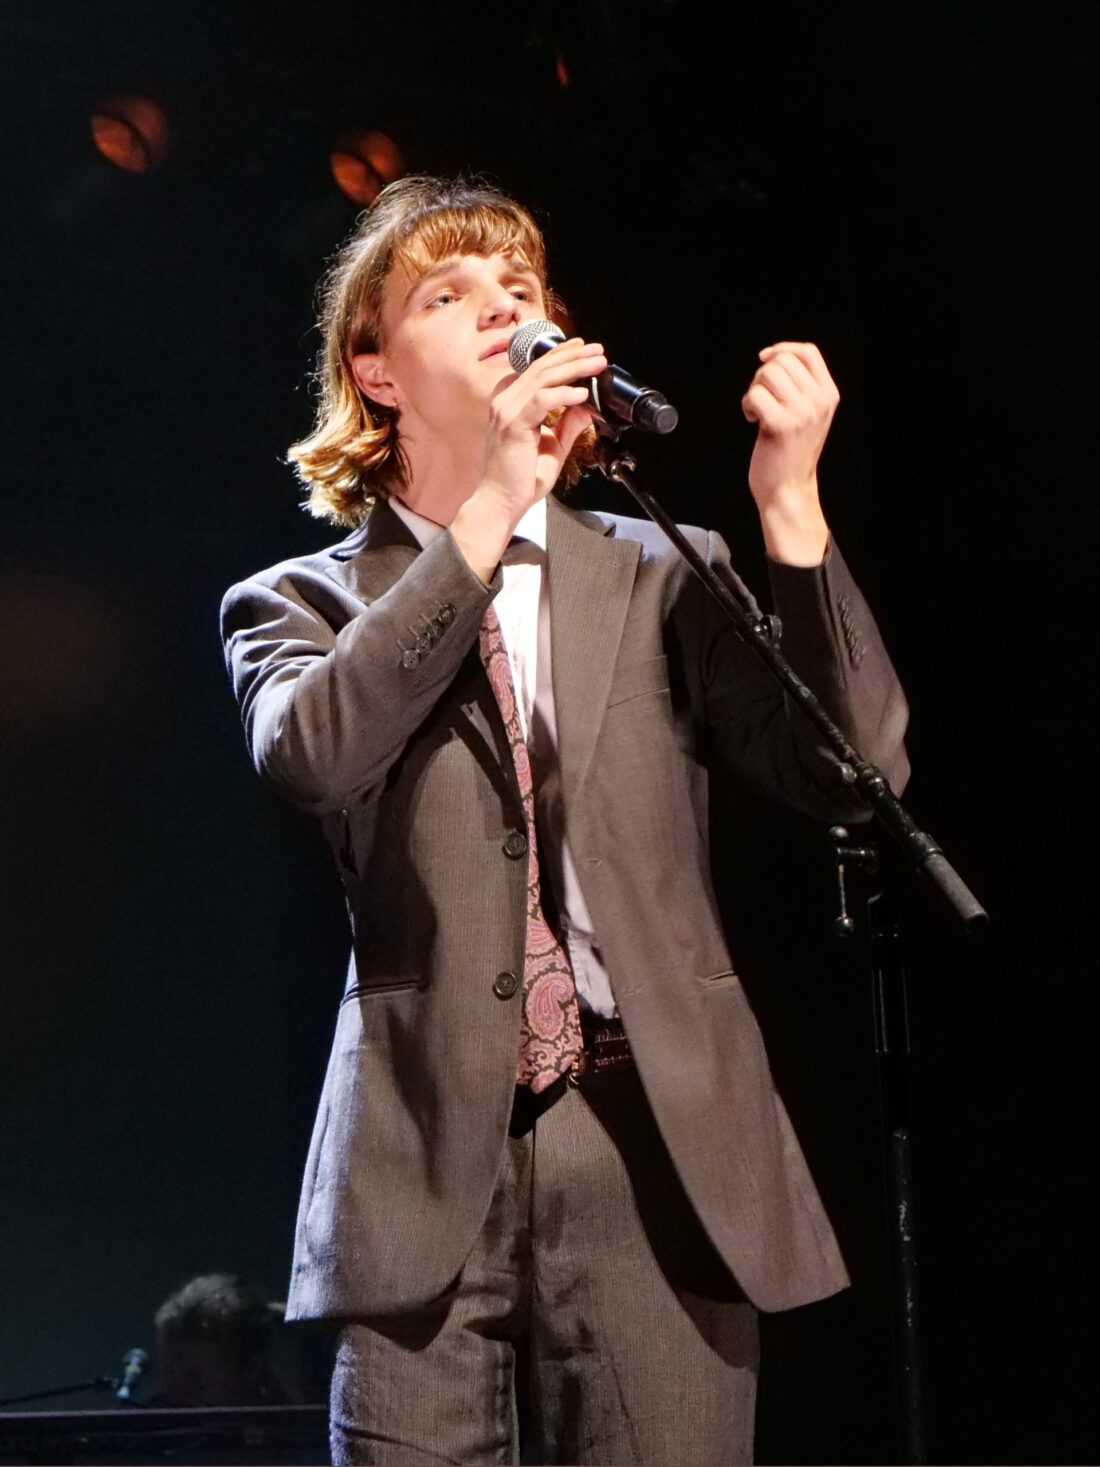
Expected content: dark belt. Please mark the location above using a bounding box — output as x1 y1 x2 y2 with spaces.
569 1014 634 1085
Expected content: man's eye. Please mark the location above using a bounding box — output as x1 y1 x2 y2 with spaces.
428 289 457 308
511 287 534 301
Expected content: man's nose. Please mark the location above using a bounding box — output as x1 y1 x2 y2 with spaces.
479 287 522 329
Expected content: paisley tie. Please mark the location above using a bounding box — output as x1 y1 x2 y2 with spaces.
479 604 583 1092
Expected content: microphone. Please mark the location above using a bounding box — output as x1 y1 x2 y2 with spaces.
115 1347 148 1402
508 320 679 435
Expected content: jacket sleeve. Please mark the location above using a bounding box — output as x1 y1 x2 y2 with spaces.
220 531 501 815
698 533 910 822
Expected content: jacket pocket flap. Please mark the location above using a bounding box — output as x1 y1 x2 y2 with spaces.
606 654 669 708
697 968 741 989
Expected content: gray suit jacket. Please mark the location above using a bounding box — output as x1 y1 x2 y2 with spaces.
221 495 909 1318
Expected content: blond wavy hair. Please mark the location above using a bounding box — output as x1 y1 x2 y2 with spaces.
289 175 593 526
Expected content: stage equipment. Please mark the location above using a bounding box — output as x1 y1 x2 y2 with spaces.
114 1350 148 1403
330 129 404 206
830 827 927 1463
0 1404 328 1464
90 96 169 173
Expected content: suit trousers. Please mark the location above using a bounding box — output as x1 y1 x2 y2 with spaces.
329 1065 759 1466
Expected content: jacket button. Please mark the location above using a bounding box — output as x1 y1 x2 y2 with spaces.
503 830 527 859
439 604 456 626
493 970 519 999
401 648 420 670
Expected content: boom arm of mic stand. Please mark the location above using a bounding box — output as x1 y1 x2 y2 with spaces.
592 436 988 932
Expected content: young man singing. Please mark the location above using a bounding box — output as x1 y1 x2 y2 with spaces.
221 175 909 1466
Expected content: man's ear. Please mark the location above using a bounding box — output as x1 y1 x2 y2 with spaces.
351 353 397 410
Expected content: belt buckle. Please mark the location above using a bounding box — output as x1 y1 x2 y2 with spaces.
570 1020 633 1085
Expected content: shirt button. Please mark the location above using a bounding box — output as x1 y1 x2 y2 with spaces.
493 970 519 999
439 604 456 626
503 831 527 859
401 648 420 670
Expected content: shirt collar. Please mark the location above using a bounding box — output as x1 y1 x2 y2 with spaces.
389 495 547 554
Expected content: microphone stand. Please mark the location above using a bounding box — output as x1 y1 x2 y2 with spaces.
0 1378 121 1408
831 825 926 1465
592 434 986 930
592 431 988 1465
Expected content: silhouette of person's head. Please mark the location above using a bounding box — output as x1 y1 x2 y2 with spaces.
153 1273 287 1407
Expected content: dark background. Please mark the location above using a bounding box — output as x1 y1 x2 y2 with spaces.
0 1 1095 1462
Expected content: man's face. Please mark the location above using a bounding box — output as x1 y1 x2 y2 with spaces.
351 250 547 446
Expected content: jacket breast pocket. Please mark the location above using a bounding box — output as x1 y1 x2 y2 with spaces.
697 968 741 990
606 654 670 708
341 979 421 1003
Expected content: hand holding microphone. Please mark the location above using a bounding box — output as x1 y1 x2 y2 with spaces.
508 321 679 435
453 317 677 583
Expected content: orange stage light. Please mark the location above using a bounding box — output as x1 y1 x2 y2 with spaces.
90 95 170 173
330 130 405 205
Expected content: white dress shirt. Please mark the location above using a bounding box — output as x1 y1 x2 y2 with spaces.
389 495 617 1018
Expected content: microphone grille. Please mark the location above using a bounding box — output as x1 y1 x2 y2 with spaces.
508 319 565 373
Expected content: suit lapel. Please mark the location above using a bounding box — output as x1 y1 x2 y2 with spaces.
323 497 421 603
322 496 639 810
547 497 640 804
